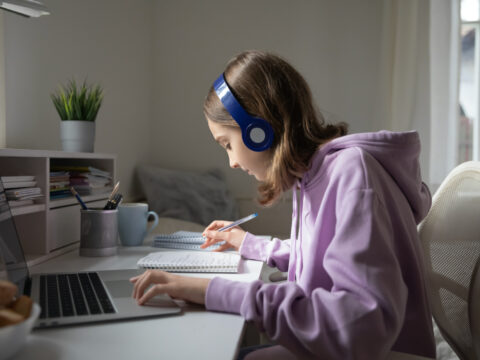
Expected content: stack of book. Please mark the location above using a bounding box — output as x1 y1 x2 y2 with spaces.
49 171 71 199
50 166 112 198
1 176 43 208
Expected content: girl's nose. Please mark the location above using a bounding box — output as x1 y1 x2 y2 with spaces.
229 156 239 169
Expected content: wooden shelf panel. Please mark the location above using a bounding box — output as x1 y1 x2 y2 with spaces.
11 204 45 216
49 193 111 209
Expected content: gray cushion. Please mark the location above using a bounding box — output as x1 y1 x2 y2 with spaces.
136 165 238 226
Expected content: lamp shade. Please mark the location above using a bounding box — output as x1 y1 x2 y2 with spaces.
0 0 49 18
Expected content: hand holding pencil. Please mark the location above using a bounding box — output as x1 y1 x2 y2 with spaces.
200 213 258 252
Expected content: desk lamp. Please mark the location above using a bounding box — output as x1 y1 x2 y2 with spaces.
0 0 49 18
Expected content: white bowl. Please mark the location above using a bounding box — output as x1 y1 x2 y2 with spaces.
0 303 40 360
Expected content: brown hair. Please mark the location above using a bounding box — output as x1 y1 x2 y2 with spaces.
203 50 348 206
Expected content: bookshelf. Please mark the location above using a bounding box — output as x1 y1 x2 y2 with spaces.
0 148 116 263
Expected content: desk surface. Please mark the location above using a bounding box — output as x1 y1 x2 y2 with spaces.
13 245 264 360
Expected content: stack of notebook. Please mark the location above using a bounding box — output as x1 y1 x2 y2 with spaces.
153 231 223 251
1 176 43 208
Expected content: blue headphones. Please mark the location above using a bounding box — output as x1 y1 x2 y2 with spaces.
213 74 274 152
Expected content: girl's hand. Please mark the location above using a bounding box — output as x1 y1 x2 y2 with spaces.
130 270 210 305
200 220 246 251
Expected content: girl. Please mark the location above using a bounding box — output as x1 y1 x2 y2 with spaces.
131 50 436 359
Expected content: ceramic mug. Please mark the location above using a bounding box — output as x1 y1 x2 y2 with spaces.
118 203 159 246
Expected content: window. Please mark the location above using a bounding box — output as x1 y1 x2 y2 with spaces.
459 0 479 162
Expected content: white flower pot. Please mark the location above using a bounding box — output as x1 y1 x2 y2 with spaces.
60 120 95 152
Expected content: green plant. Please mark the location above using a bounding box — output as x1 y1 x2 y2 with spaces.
51 79 103 121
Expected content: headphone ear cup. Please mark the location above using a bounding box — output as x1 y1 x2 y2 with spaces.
213 73 274 151
243 119 274 152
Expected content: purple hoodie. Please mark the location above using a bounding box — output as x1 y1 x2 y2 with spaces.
205 131 436 359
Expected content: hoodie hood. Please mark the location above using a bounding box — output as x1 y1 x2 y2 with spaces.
304 130 431 224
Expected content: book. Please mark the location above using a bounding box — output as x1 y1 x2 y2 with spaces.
1 176 35 183
50 181 70 189
5 187 42 198
153 231 223 251
137 251 240 273
49 189 72 199
3 181 37 189
51 166 112 179
11 194 43 200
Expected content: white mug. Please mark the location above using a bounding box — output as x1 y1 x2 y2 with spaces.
118 203 159 246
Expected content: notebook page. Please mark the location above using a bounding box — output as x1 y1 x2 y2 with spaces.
137 251 240 273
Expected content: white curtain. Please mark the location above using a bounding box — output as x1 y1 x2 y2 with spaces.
429 0 460 189
0 12 5 148
373 0 460 191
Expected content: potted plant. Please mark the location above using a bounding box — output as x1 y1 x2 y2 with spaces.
51 79 103 152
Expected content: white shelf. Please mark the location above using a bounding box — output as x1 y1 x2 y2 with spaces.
49 192 111 209
0 148 115 159
11 203 45 216
0 149 116 255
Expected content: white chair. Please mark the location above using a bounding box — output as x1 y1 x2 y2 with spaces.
418 161 480 360
468 256 480 358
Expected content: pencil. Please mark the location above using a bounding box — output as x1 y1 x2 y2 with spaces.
218 213 258 232
70 187 88 210
108 181 120 201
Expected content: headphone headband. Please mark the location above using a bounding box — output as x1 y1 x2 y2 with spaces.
213 73 274 152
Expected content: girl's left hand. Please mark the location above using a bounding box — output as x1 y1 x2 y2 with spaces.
130 270 211 305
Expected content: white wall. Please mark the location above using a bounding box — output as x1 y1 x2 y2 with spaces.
150 0 382 236
4 0 154 197
4 0 384 237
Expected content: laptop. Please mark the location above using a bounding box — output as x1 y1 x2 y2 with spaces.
0 180 181 329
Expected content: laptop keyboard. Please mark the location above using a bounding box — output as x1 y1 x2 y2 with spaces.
39 272 116 319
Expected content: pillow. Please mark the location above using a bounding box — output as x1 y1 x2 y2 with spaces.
136 165 239 226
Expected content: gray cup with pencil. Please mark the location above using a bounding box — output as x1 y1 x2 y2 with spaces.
72 182 123 257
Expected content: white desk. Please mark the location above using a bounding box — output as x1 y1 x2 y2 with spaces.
12 245 264 360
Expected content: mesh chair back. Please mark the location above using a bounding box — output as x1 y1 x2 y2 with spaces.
419 161 480 360
468 256 480 358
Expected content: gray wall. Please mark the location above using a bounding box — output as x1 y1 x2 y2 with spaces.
4 0 383 238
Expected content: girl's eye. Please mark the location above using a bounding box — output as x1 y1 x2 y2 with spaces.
225 143 231 150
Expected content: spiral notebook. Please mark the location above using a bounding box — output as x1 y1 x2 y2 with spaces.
137 251 240 273
153 231 224 251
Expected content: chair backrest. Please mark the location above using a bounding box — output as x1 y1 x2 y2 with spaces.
418 161 480 360
468 256 480 358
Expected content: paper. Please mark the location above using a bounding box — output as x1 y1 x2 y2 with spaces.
137 251 240 273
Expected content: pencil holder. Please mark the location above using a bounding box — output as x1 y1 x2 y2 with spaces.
79 208 118 257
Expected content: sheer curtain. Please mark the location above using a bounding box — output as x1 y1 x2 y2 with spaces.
0 12 5 148
429 0 460 190
373 0 460 192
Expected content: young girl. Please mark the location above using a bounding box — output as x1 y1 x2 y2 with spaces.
131 50 436 359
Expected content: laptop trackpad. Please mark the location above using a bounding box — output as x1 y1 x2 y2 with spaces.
105 280 177 308
105 280 133 298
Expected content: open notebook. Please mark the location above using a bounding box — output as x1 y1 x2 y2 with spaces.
137 251 240 273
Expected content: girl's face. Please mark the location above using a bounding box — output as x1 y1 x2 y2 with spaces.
207 119 272 181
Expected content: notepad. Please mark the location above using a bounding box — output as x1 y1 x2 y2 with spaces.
137 251 240 273
153 231 224 251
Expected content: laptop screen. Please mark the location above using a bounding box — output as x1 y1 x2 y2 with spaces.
0 179 29 292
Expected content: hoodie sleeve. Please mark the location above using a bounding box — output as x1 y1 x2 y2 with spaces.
239 232 291 271
206 189 408 359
